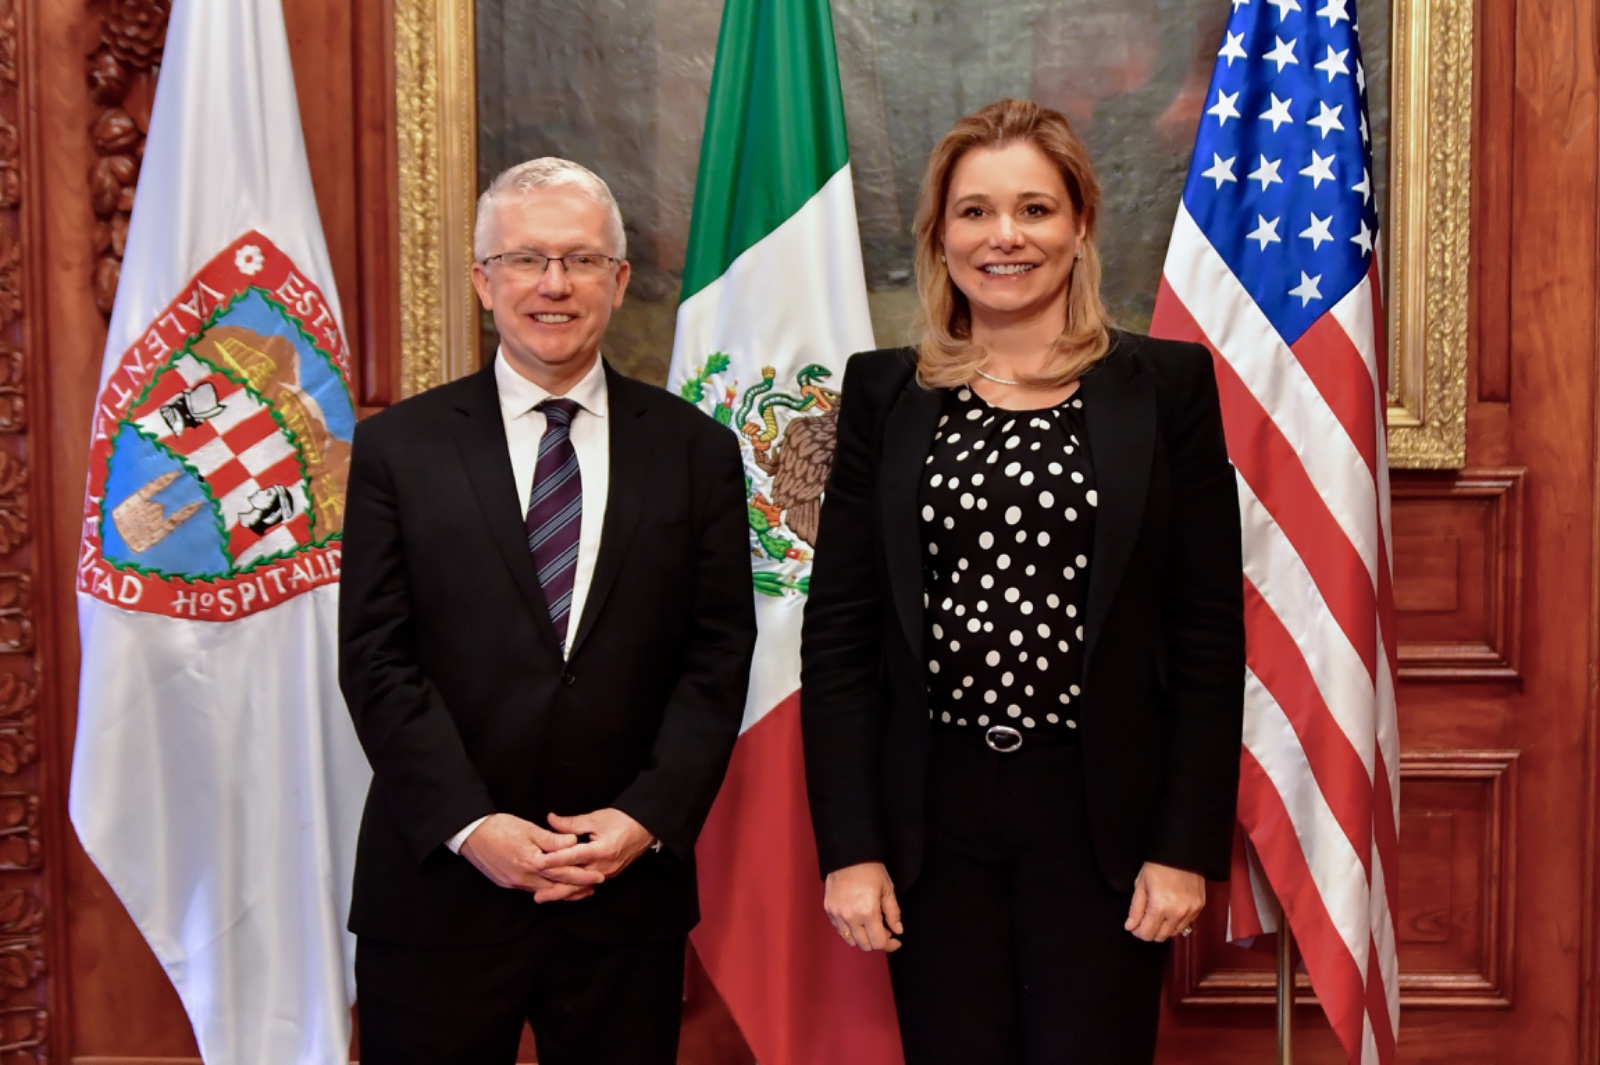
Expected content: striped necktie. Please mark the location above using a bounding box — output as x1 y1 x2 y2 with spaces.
525 398 582 646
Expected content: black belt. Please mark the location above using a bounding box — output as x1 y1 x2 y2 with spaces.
932 721 1079 752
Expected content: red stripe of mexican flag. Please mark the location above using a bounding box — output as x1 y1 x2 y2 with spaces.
670 1 901 1062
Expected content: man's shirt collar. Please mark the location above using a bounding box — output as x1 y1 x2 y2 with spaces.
494 347 609 420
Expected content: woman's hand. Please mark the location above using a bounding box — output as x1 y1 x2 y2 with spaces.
824 861 904 953
1125 861 1205 942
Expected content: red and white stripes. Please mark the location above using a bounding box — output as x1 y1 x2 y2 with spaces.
1153 202 1400 1065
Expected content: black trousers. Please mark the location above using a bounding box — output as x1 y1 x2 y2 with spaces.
888 729 1170 1065
355 917 686 1065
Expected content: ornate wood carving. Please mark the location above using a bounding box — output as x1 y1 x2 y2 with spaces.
0 0 47 1058
86 0 170 317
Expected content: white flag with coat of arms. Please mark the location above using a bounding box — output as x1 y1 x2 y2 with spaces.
69 0 370 1062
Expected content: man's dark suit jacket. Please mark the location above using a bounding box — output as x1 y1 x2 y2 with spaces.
800 333 1245 895
339 360 756 947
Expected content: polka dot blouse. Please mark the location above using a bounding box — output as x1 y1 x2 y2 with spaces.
919 386 1097 736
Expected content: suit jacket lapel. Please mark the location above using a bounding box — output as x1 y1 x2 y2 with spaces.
1080 347 1155 671
568 364 649 657
879 373 945 659
452 364 564 654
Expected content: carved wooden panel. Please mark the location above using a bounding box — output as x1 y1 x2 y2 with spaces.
85 0 170 317
0 0 50 1059
1169 751 1517 1009
1390 469 1525 681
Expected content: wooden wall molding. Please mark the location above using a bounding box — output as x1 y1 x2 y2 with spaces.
0 0 50 1059
1583 45 1600 1049
1170 750 1517 1010
352 0 400 408
1392 750 1518 1007
85 0 169 317
1391 468 1525 681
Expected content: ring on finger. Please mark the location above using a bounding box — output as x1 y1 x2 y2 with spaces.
839 928 855 944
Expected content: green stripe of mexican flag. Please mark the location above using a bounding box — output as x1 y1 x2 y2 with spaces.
678 0 849 302
673 2 900 1064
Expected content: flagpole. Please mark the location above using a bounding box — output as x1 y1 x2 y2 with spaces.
1276 895 1294 1065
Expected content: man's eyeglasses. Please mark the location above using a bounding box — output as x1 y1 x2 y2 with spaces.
480 251 622 281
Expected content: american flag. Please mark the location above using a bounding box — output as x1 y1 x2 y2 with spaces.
1149 0 1401 1060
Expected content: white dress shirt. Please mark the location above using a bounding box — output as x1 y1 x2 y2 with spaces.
446 349 611 854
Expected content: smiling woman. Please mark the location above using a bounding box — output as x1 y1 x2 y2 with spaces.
800 97 1247 1065
942 156 1085 324
912 107 1105 391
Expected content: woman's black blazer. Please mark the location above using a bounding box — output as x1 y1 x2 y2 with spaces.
800 333 1246 894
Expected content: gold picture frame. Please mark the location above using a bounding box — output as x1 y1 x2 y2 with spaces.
395 0 1472 469
1386 0 1473 467
395 0 478 396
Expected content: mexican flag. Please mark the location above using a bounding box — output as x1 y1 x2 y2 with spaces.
670 1 902 1062
70 1 369 1061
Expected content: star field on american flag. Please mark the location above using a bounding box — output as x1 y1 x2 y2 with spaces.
1186 0 1380 343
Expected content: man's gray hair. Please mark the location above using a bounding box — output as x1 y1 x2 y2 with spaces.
473 158 627 261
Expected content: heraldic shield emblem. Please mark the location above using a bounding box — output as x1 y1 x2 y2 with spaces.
79 232 353 620
679 355 840 598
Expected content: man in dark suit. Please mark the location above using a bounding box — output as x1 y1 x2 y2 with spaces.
339 157 756 1065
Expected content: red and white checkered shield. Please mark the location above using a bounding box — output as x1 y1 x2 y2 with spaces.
129 352 313 569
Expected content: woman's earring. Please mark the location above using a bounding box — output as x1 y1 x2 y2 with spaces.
939 253 946 263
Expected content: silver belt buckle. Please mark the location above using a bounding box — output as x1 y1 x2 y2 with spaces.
985 725 1023 752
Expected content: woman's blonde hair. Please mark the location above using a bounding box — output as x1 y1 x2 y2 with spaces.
912 98 1113 389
